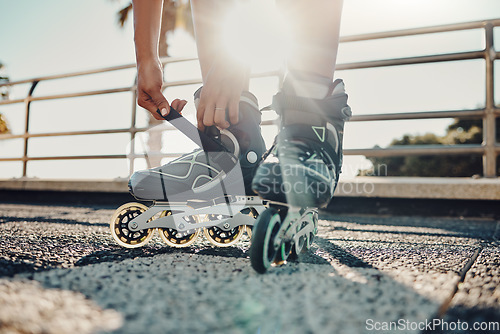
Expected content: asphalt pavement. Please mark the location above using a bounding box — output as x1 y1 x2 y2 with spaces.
0 202 498 334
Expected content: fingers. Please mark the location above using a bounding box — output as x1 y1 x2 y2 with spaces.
137 88 169 120
196 88 211 130
203 103 230 129
196 97 208 131
139 87 237 128
171 99 187 114
138 92 188 121
149 90 170 117
214 98 230 129
196 112 205 131
228 97 239 125
179 100 188 113
198 89 236 129
137 91 164 120
202 100 216 128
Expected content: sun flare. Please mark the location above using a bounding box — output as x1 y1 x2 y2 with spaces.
220 1 292 69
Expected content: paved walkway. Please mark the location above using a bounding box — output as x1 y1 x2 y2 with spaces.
0 203 498 334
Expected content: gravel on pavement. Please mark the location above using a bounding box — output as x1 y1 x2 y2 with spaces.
0 203 498 334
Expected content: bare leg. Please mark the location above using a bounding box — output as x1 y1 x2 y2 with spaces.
191 0 250 128
278 0 343 80
251 0 350 209
191 0 250 87
191 0 223 81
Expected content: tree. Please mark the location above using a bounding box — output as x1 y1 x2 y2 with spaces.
116 1 193 58
0 61 10 134
360 117 499 177
0 113 9 135
0 61 9 100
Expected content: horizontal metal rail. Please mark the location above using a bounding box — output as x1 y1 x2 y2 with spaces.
4 145 497 163
0 56 199 88
336 50 495 71
0 153 186 162
0 19 498 178
346 144 500 158
339 18 500 42
0 128 146 140
0 70 282 107
349 109 496 122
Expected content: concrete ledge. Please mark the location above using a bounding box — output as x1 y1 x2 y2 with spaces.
0 176 499 200
335 177 500 200
0 178 129 193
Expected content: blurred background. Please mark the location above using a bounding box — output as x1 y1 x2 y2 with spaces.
0 0 499 180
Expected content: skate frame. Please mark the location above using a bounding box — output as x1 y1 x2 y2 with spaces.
269 204 318 255
128 196 266 233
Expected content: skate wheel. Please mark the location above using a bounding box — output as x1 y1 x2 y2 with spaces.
241 207 259 239
293 234 306 257
272 209 291 264
273 241 292 265
250 207 282 274
288 247 299 262
246 225 253 239
296 210 318 255
288 233 304 261
306 211 319 251
158 211 200 247
203 225 246 247
110 202 155 248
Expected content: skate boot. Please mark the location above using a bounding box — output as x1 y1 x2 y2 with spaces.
250 71 352 273
110 89 267 249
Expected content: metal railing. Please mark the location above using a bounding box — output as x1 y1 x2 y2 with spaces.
340 19 500 177
0 19 499 178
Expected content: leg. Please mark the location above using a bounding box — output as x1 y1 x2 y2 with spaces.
191 0 250 129
190 0 266 194
249 0 348 273
278 0 343 80
252 0 351 208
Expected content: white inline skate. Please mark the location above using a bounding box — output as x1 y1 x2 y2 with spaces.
110 90 267 248
250 73 352 273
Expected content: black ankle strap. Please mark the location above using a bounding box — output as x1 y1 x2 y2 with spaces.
272 91 352 123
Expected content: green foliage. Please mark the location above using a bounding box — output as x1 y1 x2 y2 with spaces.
360 118 499 177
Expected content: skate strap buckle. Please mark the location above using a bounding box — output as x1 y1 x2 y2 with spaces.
156 107 230 153
156 107 238 173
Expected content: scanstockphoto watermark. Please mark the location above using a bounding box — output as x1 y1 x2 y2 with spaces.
366 318 500 332
254 162 388 197
345 163 388 178
337 162 388 195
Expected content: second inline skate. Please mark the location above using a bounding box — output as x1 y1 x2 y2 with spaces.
250 73 352 273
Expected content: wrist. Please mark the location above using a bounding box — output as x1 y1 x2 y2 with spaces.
134 39 160 66
136 51 160 64
136 57 162 71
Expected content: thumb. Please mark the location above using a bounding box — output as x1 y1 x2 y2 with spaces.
151 91 170 117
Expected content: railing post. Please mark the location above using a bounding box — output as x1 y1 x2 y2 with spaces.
129 77 138 176
22 80 39 177
483 23 497 178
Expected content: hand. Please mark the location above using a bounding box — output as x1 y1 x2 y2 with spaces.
196 57 248 130
136 59 187 119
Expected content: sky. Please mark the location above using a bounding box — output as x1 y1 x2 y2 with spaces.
0 0 499 180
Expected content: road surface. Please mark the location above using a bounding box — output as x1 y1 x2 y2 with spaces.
0 203 498 333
